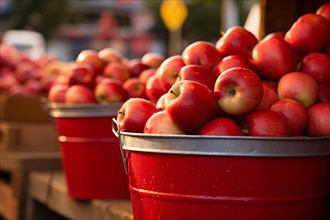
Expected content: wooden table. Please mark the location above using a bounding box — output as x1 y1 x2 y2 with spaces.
27 172 133 220
0 150 62 220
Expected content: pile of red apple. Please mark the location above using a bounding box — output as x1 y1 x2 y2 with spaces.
0 43 65 96
47 47 166 104
116 3 330 137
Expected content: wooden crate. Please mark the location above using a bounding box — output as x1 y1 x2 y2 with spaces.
26 172 133 220
259 0 329 39
0 151 62 220
0 179 18 220
0 122 59 152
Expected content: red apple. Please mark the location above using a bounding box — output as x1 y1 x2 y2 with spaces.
270 98 309 136
117 98 159 133
23 79 43 95
0 43 21 70
144 110 186 135
0 72 19 92
177 64 217 91
158 55 185 91
94 78 127 103
48 84 69 103
15 60 40 83
277 72 319 108
127 58 150 77
213 54 258 77
198 118 243 136
156 93 166 110
67 62 96 87
299 52 330 84
76 49 105 74
318 83 330 102
255 83 279 110
98 47 122 63
285 13 330 55
141 52 165 68
182 41 222 70
164 80 218 131
316 2 330 22
262 31 286 41
102 62 131 83
215 26 258 57
305 102 330 136
214 67 263 115
241 110 289 137
252 36 298 80
123 77 146 99
139 68 156 84
145 74 167 103
65 85 96 104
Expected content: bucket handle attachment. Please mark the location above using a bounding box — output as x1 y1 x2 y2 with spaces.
112 118 128 175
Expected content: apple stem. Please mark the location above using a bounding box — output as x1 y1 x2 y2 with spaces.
228 89 236 95
170 89 177 96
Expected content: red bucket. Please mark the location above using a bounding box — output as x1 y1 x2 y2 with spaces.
113 119 330 220
49 103 130 199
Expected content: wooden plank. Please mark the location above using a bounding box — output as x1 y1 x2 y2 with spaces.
0 122 59 152
0 180 18 220
0 151 62 220
28 172 133 220
0 150 62 172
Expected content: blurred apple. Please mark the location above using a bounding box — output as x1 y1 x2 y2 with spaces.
123 77 147 99
65 84 96 104
67 62 96 88
94 78 127 103
127 58 149 77
141 52 165 68
76 49 105 74
102 62 131 83
138 68 156 84
98 47 122 63
48 84 69 103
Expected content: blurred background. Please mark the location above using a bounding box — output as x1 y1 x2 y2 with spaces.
0 0 257 61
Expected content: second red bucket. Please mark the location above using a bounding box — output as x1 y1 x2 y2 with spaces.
49 103 130 199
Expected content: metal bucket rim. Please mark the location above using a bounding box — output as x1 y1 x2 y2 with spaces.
47 102 123 118
118 131 330 157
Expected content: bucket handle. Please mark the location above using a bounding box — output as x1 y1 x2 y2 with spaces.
112 118 128 175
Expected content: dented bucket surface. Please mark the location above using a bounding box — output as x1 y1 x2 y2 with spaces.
113 124 330 220
49 103 130 199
